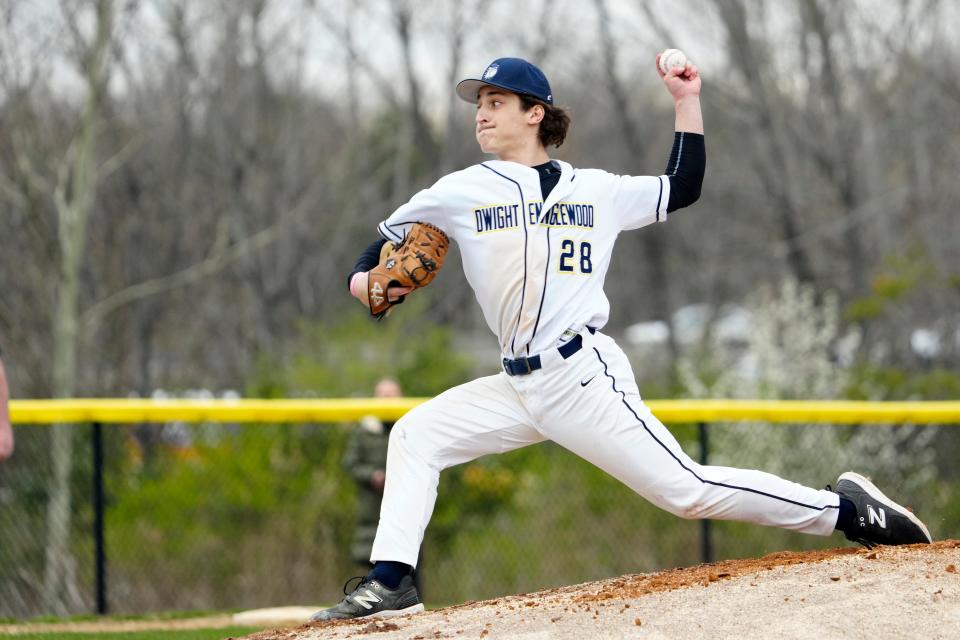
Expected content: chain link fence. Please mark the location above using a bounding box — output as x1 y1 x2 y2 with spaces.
1 417 954 619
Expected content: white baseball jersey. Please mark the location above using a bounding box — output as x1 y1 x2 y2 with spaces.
377 160 670 358
369 159 841 570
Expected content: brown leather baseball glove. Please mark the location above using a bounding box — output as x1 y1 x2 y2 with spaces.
367 222 450 318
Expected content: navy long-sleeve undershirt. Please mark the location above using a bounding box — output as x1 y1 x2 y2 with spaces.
665 131 705 213
347 238 388 290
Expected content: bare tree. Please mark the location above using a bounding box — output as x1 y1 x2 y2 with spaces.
46 0 116 612
438 0 481 176
594 0 681 373
386 0 437 201
712 0 819 288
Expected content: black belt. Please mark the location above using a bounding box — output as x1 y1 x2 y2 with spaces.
502 328 595 377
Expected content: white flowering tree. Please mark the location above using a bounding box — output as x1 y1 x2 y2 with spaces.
679 278 937 512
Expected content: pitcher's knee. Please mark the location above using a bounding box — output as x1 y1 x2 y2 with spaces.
389 415 438 460
389 416 415 449
676 500 712 519
656 485 713 520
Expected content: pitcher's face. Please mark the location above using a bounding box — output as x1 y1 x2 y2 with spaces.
475 87 542 157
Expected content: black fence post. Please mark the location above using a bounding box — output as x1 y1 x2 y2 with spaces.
698 421 713 564
92 421 108 615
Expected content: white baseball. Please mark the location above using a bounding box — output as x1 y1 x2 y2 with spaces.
659 48 688 75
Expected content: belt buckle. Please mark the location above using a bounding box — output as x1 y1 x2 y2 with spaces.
502 357 532 376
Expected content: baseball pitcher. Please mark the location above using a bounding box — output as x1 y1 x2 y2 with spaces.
313 54 931 621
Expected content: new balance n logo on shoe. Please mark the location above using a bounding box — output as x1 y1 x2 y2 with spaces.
353 589 384 610
868 505 886 528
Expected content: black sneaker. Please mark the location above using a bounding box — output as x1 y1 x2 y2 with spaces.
833 471 932 548
310 574 423 622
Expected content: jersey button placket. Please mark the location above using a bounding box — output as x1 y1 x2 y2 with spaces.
521 194 554 354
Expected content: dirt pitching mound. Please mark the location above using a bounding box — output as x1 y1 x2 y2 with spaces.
241 540 960 640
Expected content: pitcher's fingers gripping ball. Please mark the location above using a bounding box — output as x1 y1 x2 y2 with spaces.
367 222 450 318
658 48 687 75
656 48 700 97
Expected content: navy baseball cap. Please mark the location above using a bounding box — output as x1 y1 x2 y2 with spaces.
456 57 553 105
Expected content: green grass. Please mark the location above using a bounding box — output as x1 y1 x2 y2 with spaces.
1 611 235 625
6 628 259 640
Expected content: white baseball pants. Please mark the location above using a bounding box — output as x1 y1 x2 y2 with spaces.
370 330 839 567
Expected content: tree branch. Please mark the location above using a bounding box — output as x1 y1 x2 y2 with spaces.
79 178 325 334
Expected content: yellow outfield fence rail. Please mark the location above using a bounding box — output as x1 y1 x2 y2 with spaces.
9 398 960 425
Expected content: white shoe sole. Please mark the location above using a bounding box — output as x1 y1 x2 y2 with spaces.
839 471 932 543
371 603 425 619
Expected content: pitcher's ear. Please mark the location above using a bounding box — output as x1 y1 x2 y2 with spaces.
528 104 545 124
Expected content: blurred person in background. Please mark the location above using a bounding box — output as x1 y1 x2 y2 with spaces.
343 378 422 592
0 347 13 461
344 378 401 568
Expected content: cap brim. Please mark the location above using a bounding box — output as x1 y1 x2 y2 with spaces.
456 78 537 104
455 79 490 103
456 78 550 104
